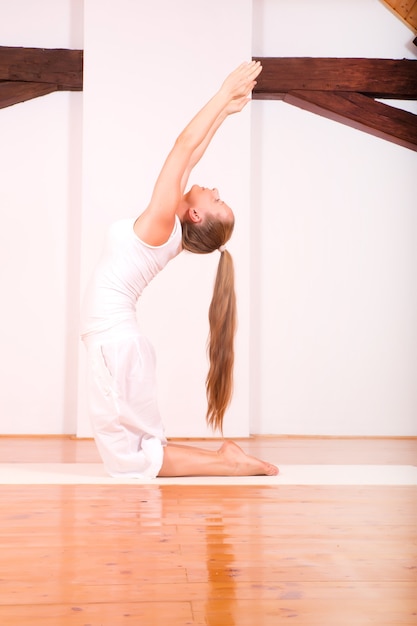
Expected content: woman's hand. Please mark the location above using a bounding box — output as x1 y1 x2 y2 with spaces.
224 94 252 115
220 60 262 112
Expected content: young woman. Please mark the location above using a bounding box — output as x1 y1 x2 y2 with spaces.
81 61 278 478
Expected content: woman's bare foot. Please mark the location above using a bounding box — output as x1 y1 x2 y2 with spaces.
218 440 279 476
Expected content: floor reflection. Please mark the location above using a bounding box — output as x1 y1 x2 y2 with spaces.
204 514 237 625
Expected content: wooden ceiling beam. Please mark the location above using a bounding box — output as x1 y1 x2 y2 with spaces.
285 90 417 153
253 57 417 151
0 81 59 109
0 46 83 109
252 57 417 100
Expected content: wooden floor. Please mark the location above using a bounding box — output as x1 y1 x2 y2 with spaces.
0 436 416 625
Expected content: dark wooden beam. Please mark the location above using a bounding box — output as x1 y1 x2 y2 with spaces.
0 46 83 109
0 46 83 89
253 57 417 100
285 90 417 153
253 57 417 151
0 81 58 109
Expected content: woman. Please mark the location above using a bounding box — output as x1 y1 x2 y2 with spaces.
81 61 278 478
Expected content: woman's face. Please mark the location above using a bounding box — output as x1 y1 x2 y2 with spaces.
187 185 234 223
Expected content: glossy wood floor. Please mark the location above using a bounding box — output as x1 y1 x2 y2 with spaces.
0 436 416 625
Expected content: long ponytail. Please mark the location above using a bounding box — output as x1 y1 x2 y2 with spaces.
206 249 236 432
181 215 236 432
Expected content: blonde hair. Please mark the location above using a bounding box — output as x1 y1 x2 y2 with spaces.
182 216 236 432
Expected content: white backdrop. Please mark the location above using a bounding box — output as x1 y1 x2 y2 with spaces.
0 0 415 438
251 0 417 435
0 0 83 435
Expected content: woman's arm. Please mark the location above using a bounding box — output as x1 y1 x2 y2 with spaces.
135 61 262 245
179 90 254 192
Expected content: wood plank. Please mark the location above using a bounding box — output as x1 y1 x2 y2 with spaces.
391 0 416 12
283 89 417 152
0 594 415 626
0 603 195 626
0 46 83 89
252 57 417 100
1 580 416 605
382 0 417 32
0 46 83 109
407 2 417 27
192 597 417 626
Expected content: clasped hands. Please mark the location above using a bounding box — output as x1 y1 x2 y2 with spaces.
220 60 262 115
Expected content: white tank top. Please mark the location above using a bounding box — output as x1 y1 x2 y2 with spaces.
81 216 182 343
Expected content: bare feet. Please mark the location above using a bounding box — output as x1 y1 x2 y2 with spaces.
218 440 279 476
158 439 278 477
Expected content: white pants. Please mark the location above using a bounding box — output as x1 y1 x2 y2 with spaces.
85 334 166 478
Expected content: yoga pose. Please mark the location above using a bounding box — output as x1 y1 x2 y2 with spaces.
81 61 278 478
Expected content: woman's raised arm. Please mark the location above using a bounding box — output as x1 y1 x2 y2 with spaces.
134 61 262 245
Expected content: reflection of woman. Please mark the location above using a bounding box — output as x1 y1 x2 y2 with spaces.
81 61 278 478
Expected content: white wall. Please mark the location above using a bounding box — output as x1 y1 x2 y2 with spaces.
1 0 415 438
77 0 254 438
251 0 417 435
0 0 83 434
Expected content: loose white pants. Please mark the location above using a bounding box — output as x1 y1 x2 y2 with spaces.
85 334 166 478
